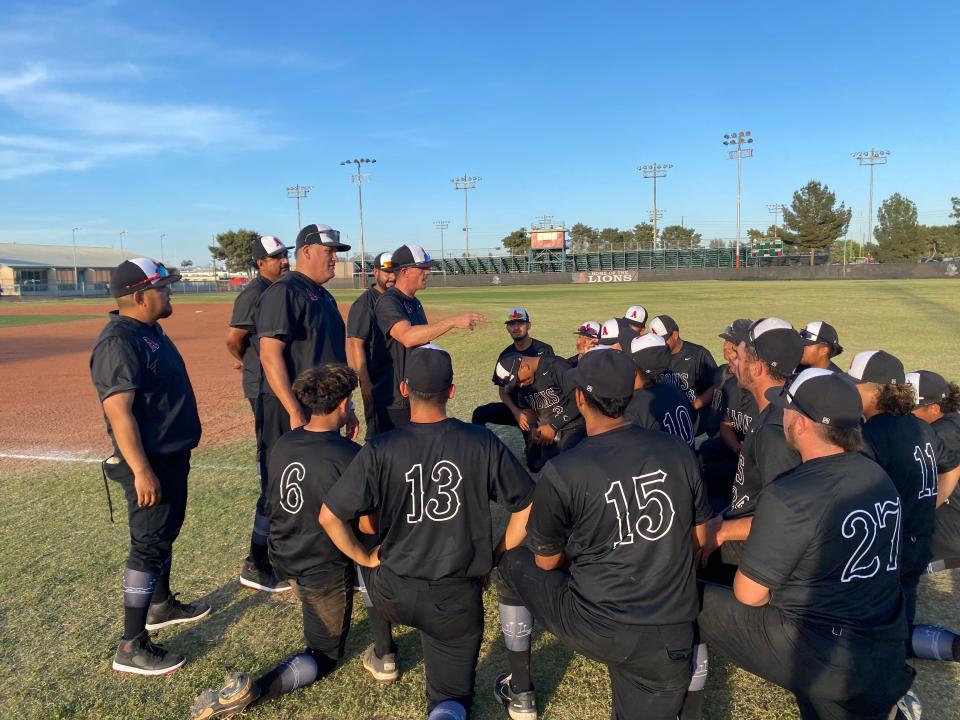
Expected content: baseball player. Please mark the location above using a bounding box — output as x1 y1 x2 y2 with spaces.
848 351 957 626
319 346 535 720
798 320 844 372
91 258 209 676
649 314 717 423
375 244 485 432
471 307 554 431
224 235 290 592
190 364 368 718
622 304 648 336
248 223 356 592
494 348 712 720
694 369 917 720
567 320 601 365
346 252 396 439
598 317 635 351
625 333 695 446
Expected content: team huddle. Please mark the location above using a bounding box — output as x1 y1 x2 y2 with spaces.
88 223 960 720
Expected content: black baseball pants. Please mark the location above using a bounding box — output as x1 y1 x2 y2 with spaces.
497 548 693 720
698 582 914 720
289 567 354 660
901 535 932 625
361 565 483 715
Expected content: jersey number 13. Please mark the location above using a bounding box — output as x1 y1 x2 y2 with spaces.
406 461 463 523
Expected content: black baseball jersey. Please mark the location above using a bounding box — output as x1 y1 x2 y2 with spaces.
662 340 717 410
740 452 906 634
375 287 428 410
518 355 582 432
727 402 801 519
346 285 394 407
624 383 695 447
90 312 202 456
266 428 361 584
256 270 346 395
700 365 735 437
229 274 270 400
526 425 712 626
491 338 554 384
324 418 535 580
861 413 944 545
729 381 759 440
798 360 844 374
933 413 960 551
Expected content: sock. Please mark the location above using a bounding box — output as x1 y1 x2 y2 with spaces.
250 511 271 566
122 567 157 639
152 555 172 605
927 557 960 573
506 650 532 694
679 644 709 720
255 651 330 702
369 606 396 657
910 624 960 661
499 602 534 693
428 700 467 720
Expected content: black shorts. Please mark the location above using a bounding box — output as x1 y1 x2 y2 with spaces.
698 583 914 720
288 567 354 661
497 548 693 720
361 565 483 713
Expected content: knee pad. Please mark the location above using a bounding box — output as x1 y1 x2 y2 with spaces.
499 603 533 652
122 567 158 608
276 652 319 693
688 643 708 692
252 510 271 542
428 700 467 720
910 625 958 661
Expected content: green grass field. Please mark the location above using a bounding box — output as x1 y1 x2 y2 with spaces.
0 313 99 328
1 278 959 719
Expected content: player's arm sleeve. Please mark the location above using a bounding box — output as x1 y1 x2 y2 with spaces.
346 298 372 341
738 482 811 590
756 425 800 486
375 293 408 337
229 288 257 331
90 338 144 401
323 445 379 521
256 283 297 341
488 435 536 511
525 464 571 556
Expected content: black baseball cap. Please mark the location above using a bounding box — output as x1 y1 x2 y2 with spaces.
253 235 289 260
629 333 672 378
747 317 804 375
650 315 679 338
800 321 843 356
719 318 753 344
295 223 351 252
565 346 636 404
111 258 181 298
906 370 950 407
390 244 440 270
846 350 905 385
372 252 393 271
766 368 863 429
403 344 453 393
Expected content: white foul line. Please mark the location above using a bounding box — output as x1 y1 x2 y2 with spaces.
0 451 253 471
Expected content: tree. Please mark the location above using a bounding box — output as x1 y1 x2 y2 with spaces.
660 225 702 250
209 229 260 273
874 193 923 262
568 223 599 253
952 197 960 226
708 238 731 249
180 259 193 268
501 227 530 255
781 181 852 265
919 225 960 257
633 223 656 250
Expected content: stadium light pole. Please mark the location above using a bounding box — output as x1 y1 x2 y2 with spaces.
647 209 665 248
639 163 672 250
286 184 313 232
71 227 80 294
851 149 889 257
723 131 754 269
452 175 481 256
341 158 375 280
159 233 166 264
119 230 126 261
766 203 784 243
433 220 450 286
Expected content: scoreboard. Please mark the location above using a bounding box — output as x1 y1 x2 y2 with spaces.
752 238 783 257
530 229 566 250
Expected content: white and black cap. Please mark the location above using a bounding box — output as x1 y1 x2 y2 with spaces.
747 317 803 375
565 345 636 404
253 235 289 260
623 305 648 326
390 244 440 270
599 318 622 346
650 314 679 338
799 321 843 356
372 252 393 270
766 368 863 428
111 257 180 297
906 370 949 406
574 320 602 338
295 223 351 251
493 353 522 391
846 350 905 386
629 333 672 377
404 344 453 393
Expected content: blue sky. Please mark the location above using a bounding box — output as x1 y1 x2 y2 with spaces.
1 0 958 263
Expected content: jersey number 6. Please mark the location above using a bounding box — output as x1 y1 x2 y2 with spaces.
604 469 676 548
406 461 463 524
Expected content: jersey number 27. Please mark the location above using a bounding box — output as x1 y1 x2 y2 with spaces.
406 461 463 523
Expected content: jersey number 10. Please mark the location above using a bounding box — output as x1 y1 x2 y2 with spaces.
604 470 676 548
406 461 463 524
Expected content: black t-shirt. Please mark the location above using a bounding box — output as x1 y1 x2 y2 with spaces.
375 287 428 410
256 271 346 395
527 425 712 626
625 383 695 447
933 413 960 549
324 418 535 580
862 413 944 545
346 285 394 407
727 402 801 519
90 312 202 455
266 428 361 583
701 365 735 437
518 355 582 432
229 274 270 400
740 452 906 636
662 341 717 412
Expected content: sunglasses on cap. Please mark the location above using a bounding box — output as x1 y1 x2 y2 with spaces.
303 227 342 244
128 262 171 289
577 323 600 338
267 251 290 260
799 328 831 343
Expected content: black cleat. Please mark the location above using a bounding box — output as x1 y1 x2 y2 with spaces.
112 630 185 676
494 672 537 720
145 593 211 631
240 560 292 593
190 672 260 719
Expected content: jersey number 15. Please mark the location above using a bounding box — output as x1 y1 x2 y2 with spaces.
604 470 676 548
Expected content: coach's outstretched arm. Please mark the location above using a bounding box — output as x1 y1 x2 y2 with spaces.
102 390 160 507
387 312 486 349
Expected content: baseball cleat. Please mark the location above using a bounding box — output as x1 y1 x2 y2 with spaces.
894 691 922 720
145 593 211 631
362 643 399 683
240 560 292 593
112 631 185 676
494 672 537 720
190 672 260 719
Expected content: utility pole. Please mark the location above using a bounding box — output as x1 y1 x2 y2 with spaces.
648 210 665 248
119 230 126 261
766 203 784 240
433 220 450 286
159 233 166 264
851 149 889 258
639 163 671 249
341 158 376 281
71 227 81 294
286 184 313 232
723 131 754 269
451 175 481 256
